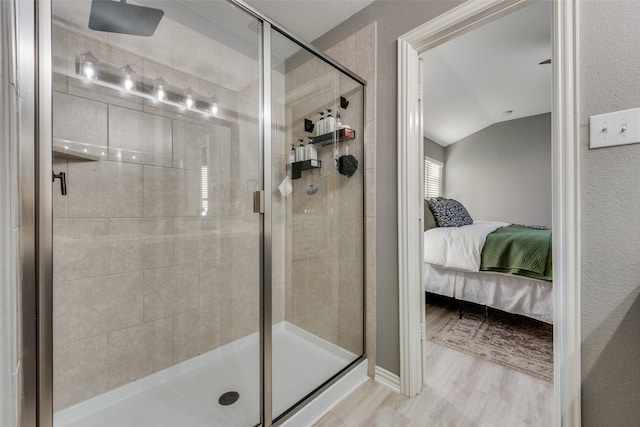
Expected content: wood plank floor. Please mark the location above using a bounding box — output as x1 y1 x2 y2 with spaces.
314 301 553 427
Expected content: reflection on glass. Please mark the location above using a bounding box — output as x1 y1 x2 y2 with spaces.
270 29 365 420
52 1 261 426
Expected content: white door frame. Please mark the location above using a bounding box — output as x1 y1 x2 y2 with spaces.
396 1 581 426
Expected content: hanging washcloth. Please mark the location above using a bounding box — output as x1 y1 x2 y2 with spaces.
278 175 292 197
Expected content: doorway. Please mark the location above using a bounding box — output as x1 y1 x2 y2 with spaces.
396 1 580 426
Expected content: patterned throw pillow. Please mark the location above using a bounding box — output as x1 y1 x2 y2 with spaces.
427 198 473 227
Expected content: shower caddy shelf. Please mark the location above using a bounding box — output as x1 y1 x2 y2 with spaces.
309 128 356 146
288 159 321 180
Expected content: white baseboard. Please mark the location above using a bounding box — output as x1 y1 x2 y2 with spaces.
374 366 400 393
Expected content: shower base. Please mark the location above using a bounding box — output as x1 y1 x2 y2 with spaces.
54 322 365 427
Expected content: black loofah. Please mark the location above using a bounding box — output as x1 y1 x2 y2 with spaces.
338 154 358 177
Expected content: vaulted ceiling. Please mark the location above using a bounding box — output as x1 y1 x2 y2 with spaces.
421 1 552 146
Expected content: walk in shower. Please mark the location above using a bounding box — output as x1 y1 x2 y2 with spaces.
44 0 366 425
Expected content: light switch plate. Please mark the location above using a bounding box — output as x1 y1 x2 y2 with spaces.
590 107 640 149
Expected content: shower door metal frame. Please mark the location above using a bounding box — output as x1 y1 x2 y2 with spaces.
25 0 368 426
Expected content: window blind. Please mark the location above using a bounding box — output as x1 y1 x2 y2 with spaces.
424 158 442 199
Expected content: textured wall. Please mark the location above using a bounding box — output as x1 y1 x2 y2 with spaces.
424 137 445 163
579 1 640 425
313 0 463 375
444 113 551 226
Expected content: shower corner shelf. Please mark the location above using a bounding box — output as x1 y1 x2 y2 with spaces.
310 128 356 146
288 159 321 179
53 145 100 161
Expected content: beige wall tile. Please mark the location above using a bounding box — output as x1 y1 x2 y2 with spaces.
173 305 220 363
143 165 200 217
60 272 143 342
173 217 224 265
171 21 259 93
108 317 173 388
337 170 364 220
107 17 174 67
52 3 107 42
338 217 364 263
365 119 376 170
291 290 338 343
338 260 364 307
53 334 109 411
67 160 143 218
200 258 230 308
108 105 173 166
219 288 259 345
172 121 218 170
365 168 375 218
108 218 173 275
355 23 376 76
53 219 110 282
366 217 376 266
143 264 200 321
306 256 339 302
53 92 107 149
338 302 364 355
364 71 376 122
325 35 356 72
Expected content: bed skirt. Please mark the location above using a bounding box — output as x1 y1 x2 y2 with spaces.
424 263 553 324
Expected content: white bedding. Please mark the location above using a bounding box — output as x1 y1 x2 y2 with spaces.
423 221 509 271
423 223 553 324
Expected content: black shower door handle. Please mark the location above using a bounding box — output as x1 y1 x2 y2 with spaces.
52 171 67 195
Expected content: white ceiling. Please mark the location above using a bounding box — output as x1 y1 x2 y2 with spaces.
421 1 551 147
245 0 374 42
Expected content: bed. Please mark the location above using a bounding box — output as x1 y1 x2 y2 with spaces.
423 218 553 324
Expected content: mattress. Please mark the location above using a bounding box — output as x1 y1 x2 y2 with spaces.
423 262 553 324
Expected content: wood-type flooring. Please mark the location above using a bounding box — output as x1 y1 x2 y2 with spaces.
314 302 553 427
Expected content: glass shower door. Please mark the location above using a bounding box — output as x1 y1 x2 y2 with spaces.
50 1 262 425
269 29 366 421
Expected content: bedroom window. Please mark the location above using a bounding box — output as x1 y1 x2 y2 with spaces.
424 157 443 198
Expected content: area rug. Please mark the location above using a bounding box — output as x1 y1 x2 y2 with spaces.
430 308 553 382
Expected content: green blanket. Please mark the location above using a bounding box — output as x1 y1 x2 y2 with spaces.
480 225 552 281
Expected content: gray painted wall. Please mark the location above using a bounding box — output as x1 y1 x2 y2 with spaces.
317 2 640 423
444 113 551 226
314 0 463 375
579 2 640 425
424 137 444 163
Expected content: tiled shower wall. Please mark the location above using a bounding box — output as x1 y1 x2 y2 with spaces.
281 23 376 359
51 23 279 410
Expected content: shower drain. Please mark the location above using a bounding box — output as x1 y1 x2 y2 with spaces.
218 391 240 406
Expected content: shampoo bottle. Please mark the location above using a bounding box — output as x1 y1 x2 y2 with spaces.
296 139 306 162
306 141 317 161
316 112 325 136
289 144 296 164
325 108 335 133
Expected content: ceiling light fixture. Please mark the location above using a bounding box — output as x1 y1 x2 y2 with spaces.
184 87 195 109
78 52 98 80
75 53 221 116
121 65 136 91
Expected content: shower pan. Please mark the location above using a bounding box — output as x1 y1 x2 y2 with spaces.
23 0 368 426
